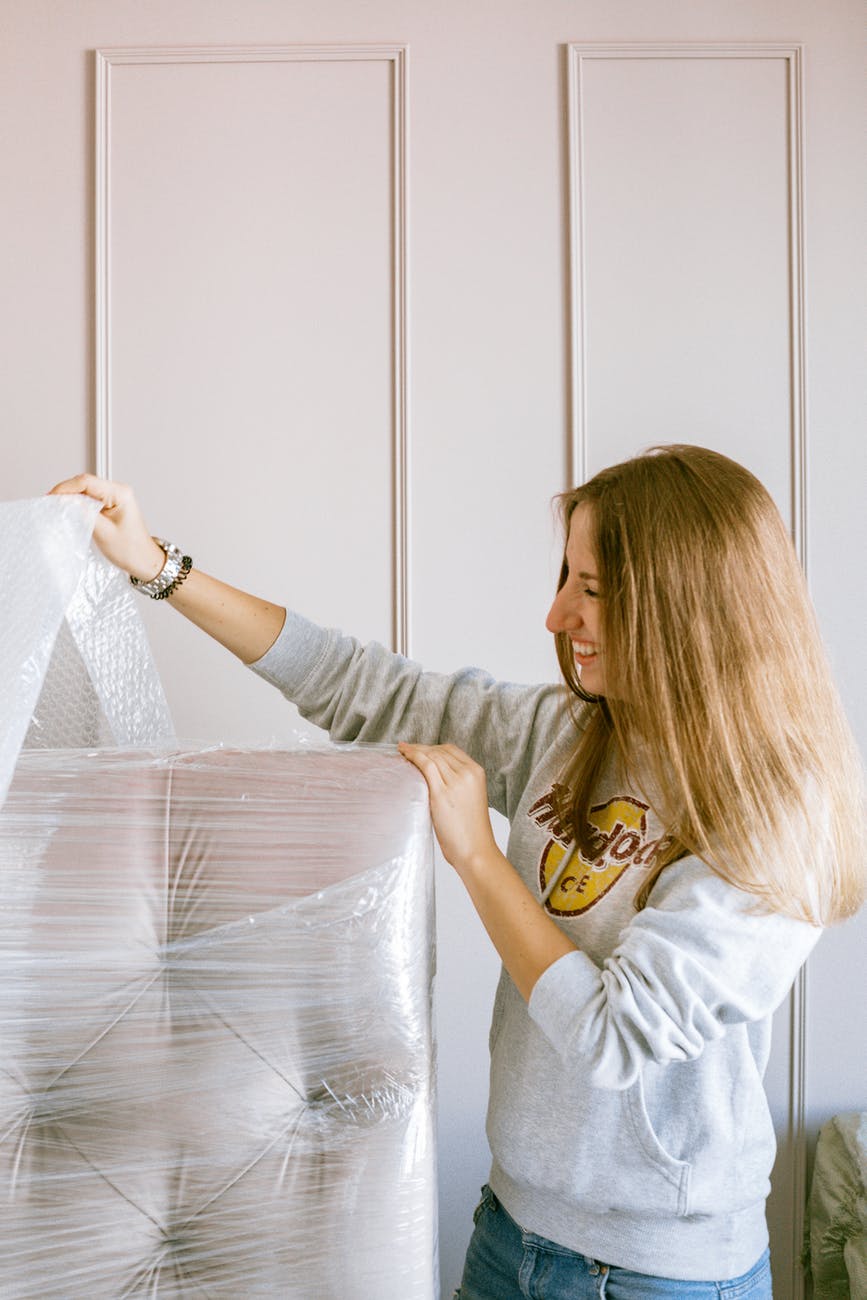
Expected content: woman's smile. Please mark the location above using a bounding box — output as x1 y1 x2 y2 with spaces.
546 503 606 694
571 639 599 661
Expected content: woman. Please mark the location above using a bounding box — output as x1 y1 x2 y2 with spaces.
49 445 866 1299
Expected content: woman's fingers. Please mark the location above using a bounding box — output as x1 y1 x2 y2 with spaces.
398 742 448 786
398 741 465 779
397 741 494 875
46 474 161 579
47 473 124 509
399 741 470 769
46 473 91 496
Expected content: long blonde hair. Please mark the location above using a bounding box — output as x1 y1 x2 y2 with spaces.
554 444 866 926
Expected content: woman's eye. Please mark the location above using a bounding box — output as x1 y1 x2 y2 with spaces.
584 587 599 599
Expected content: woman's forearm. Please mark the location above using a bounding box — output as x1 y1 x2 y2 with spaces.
164 567 286 665
47 474 286 666
396 742 577 1000
459 844 577 1001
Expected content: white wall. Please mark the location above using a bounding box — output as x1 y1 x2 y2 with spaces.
2 2 864 1297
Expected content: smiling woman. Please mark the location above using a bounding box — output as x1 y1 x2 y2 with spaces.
545 503 606 696
549 445 865 924
47 444 866 1298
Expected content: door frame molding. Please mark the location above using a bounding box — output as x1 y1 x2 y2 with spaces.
566 41 808 1298
94 43 411 654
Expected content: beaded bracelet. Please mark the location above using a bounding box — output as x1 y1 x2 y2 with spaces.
129 539 193 600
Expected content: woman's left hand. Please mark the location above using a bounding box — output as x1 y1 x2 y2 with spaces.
399 742 577 1001
397 742 498 877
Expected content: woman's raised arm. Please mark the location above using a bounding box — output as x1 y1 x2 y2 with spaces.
47 474 286 665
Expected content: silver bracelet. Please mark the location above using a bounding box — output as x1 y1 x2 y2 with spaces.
129 539 193 600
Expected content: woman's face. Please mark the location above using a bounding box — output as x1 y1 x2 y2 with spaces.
545 503 606 696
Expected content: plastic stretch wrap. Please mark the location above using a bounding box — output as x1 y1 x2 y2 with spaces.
0 495 174 800
0 500 438 1298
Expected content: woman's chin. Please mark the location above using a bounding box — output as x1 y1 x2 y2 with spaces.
577 664 606 696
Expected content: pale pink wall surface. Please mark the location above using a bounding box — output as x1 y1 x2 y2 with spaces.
1 3 864 1296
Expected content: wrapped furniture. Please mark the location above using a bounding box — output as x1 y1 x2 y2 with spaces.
0 497 437 1297
0 745 436 1298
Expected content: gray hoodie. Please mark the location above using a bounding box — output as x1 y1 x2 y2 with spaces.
250 610 821 1281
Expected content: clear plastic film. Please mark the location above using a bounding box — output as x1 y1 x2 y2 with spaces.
0 500 438 1298
0 495 175 795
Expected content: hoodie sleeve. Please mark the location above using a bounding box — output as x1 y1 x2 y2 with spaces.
248 607 569 819
527 854 821 1090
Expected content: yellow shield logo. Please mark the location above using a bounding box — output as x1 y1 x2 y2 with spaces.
540 796 650 915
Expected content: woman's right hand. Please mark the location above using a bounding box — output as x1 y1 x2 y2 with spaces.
49 474 287 664
47 474 165 582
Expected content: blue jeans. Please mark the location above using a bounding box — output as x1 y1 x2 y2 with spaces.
454 1186 773 1299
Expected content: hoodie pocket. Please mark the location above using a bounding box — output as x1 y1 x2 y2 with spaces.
487 1032 693 1219
626 1074 691 1216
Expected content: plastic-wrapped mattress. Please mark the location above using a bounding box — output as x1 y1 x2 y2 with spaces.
0 498 437 1298
0 746 436 1299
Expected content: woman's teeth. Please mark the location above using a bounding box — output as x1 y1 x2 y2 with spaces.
572 641 597 657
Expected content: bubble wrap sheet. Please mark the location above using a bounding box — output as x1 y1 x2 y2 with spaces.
0 500 438 1298
0 495 175 788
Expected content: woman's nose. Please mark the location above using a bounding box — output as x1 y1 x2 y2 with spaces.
545 591 571 635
